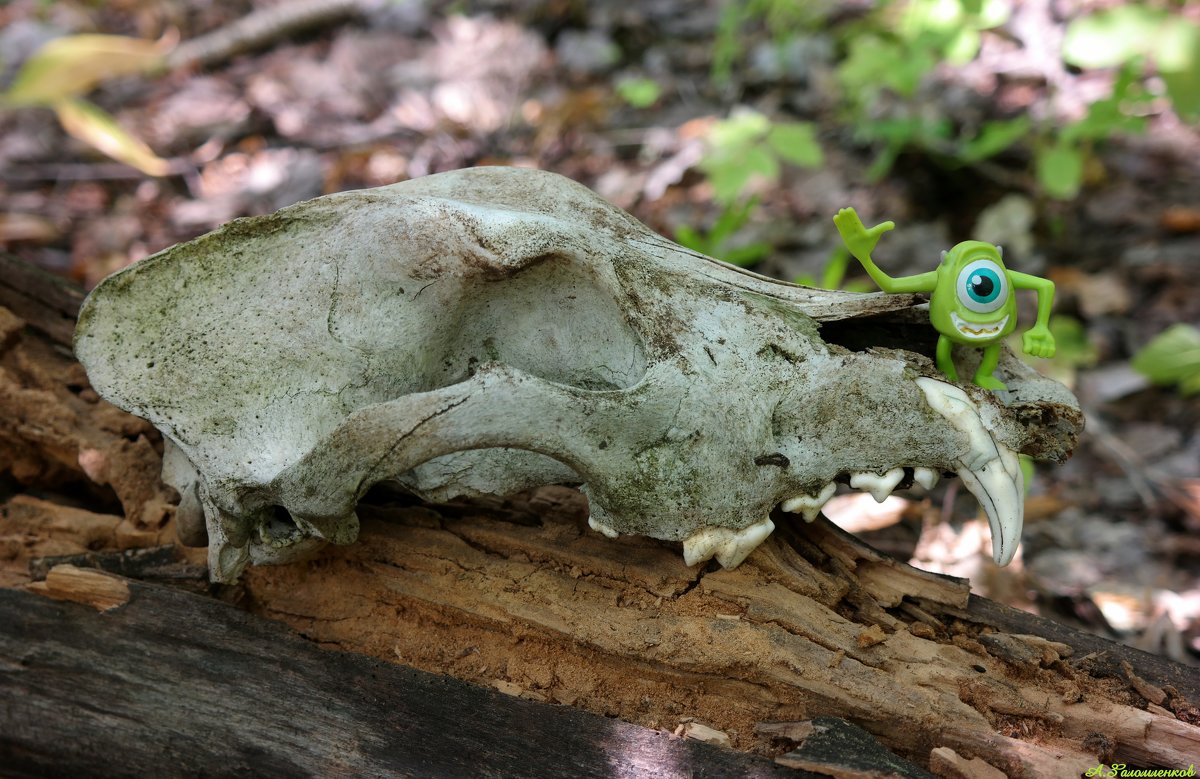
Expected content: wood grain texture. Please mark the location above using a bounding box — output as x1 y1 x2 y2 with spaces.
0 253 83 348
0 580 806 779
235 496 1200 776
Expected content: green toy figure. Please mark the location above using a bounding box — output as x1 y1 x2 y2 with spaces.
833 207 1056 391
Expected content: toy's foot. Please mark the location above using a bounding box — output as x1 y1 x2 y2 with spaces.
974 375 1007 391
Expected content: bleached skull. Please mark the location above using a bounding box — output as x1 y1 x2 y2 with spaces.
74 167 1081 582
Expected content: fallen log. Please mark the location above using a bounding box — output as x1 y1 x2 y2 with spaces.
236 494 1200 775
0 574 806 778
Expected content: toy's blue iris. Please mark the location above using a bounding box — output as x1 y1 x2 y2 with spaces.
956 259 1009 314
967 269 1000 304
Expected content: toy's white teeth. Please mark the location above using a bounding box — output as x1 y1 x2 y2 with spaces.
950 312 1008 340
781 482 836 521
683 518 775 568
912 467 940 490
916 377 1024 566
588 516 620 538
850 468 906 503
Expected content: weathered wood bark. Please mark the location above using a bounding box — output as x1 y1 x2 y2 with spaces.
236 495 1200 776
2 255 1198 777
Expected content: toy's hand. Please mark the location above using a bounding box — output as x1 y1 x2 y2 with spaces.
833 207 894 262
1023 325 1056 359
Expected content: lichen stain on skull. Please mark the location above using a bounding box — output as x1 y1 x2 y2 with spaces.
74 167 1082 582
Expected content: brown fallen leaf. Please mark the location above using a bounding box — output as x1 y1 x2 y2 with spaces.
0 213 59 244
1161 206 1200 233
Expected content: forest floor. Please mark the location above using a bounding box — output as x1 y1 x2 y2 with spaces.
1 0 1198 670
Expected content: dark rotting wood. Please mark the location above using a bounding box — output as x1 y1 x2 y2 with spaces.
0 580 809 779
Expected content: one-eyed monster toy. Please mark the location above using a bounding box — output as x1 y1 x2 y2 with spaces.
833 207 1056 391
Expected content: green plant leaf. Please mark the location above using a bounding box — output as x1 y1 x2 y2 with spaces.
1156 15 1200 73
944 28 981 65
1062 6 1164 70
709 146 778 205
866 141 903 182
722 242 772 267
615 77 662 109
54 98 170 176
4 34 169 107
1019 454 1034 494
1036 141 1083 199
766 122 823 167
1164 66 1200 121
1132 323 1200 394
960 116 1032 162
839 34 932 98
700 113 781 206
819 246 849 290
1048 315 1098 368
708 111 772 149
674 225 706 254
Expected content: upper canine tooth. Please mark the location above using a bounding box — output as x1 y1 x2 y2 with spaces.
912 467 940 491
781 482 837 521
588 516 620 538
915 377 1024 566
958 448 1024 566
915 378 995 471
683 518 775 569
850 468 905 503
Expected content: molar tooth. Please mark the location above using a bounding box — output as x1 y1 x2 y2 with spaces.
915 377 1024 566
849 468 905 503
715 518 775 568
912 467 940 491
683 527 723 566
683 518 775 569
781 482 837 522
588 517 620 538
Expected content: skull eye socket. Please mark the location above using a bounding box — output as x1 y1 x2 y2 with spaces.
956 259 1008 313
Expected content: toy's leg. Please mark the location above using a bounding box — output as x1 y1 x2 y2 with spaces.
935 335 959 382
972 343 1007 391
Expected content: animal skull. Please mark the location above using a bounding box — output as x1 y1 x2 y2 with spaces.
74 167 1081 582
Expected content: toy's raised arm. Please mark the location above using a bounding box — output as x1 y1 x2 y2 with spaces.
833 208 936 294
1009 270 1056 358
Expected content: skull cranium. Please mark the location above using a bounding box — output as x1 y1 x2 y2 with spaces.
75 167 1081 582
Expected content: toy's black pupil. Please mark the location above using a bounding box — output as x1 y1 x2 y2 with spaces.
970 274 993 297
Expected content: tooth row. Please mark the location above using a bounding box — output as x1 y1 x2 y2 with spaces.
849 468 905 503
781 482 836 522
916 377 1025 566
588 516 621 538
683 518 775 568
913 467 940 490
780 464 943 523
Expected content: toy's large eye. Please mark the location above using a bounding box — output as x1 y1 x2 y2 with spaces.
956 259 1009 313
